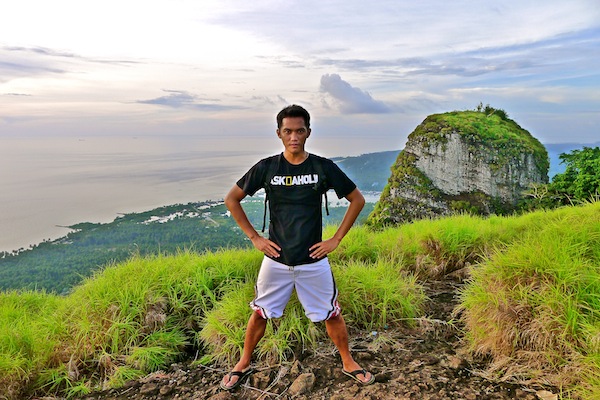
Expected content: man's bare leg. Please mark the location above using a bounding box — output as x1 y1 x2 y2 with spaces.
325 313 373 384
221 311 267 388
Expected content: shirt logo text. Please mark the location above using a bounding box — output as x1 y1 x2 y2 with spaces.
270 174 319 186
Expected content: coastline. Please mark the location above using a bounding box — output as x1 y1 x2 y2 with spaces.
1 191 382 255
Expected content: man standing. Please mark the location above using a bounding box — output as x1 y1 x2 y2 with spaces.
221 104 374 390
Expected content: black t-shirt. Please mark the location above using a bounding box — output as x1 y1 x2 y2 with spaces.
236 153 356 266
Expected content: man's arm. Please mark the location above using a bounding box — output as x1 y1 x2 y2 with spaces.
309 187 365 259
224 185 281 259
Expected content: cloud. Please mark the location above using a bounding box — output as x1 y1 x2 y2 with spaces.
319 74 392 114
0 45 141 84
136 90 243 111
250 95 290 107
5 45 78 59
3 45 141 68
3 45 141 66
0 59 66 78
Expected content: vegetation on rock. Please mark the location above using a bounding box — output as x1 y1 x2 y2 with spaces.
369 106 549 227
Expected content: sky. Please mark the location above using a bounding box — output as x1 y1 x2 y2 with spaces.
1 0 600 153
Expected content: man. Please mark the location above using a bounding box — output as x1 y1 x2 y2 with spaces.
221 104 374 390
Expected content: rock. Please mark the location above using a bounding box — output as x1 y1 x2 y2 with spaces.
536 390 558 400
357 351 374 360
369 109 548 227
420 355 439 365
515 389 538 399
445 355 467 369
139 382 158 395
375 372 391 383
159 384 174 395
380 344 394 354
250 370 272 390
288 372 315 396
290 359 303 375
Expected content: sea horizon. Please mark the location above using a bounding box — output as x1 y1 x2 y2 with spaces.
1 133 394 253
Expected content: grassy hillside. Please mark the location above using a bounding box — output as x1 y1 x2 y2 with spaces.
1 202 599 399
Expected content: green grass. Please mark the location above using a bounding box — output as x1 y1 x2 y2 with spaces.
460 202 600 397
1 202 599 399
334 257 426 329
0 290 61 398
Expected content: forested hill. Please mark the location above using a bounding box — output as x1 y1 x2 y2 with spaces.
332 150 400 191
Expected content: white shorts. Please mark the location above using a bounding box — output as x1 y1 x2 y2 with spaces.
250 256 341 322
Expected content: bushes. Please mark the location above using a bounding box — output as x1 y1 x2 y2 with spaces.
522 146 600 210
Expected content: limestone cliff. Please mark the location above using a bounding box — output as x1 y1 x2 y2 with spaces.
368 109 549 225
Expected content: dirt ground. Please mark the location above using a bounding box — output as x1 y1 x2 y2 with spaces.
78 278 560 400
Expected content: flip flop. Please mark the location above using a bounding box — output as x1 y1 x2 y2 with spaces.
343 368 375 385
220 367 255 391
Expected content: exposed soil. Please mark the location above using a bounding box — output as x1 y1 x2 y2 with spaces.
77 278 559 400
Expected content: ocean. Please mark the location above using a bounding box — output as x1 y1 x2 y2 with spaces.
0 134 275 253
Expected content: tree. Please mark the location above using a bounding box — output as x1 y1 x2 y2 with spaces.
549 146 600 204
474 102 509 121
520 146 600 210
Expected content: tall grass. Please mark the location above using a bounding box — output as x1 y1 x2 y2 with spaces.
0 291 61 399
1 202 599 399
334 257 426 329
0 248 265 398
460 202 600 398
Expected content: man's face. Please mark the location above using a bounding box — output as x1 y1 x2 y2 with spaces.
277 117 311 155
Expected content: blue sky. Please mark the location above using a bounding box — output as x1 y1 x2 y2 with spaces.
1 0 599 150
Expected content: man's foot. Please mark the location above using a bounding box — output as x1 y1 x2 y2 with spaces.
220 367 255 391
343 368 375 385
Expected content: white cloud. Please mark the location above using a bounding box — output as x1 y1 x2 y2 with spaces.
319 74 392 114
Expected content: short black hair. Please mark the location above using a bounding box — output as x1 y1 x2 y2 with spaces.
276 104 310 129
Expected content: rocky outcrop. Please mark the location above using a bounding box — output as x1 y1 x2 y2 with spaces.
369 110 549 225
